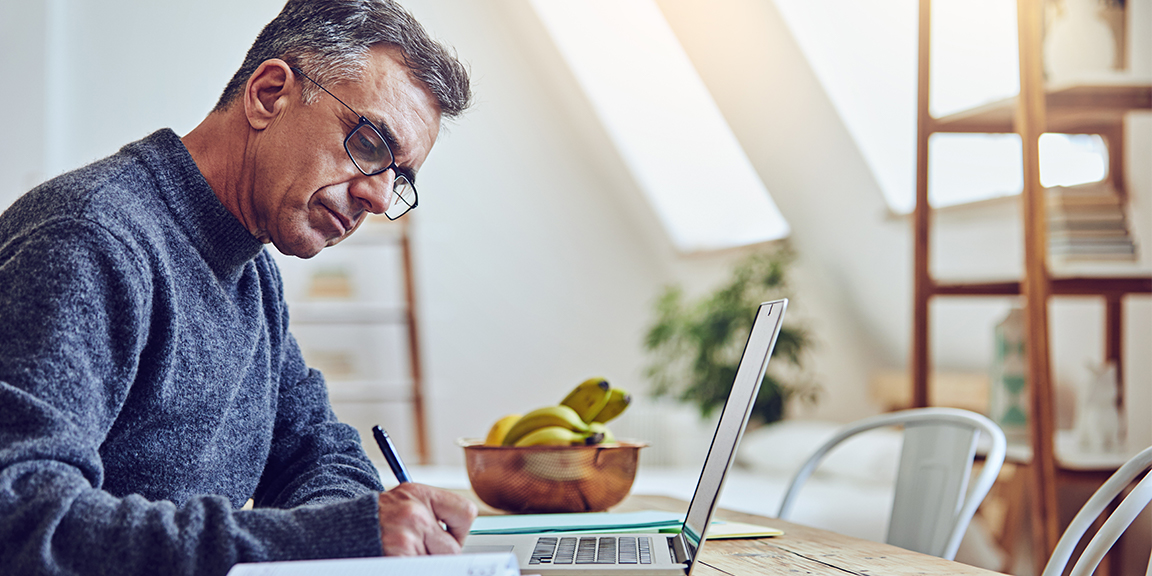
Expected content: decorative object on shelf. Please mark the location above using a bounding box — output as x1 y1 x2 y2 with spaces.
1043 0 1127 82
642 243 816 425
1076 361 1124 453
306 266 355 300
990 307 1029 445
304 349 358 381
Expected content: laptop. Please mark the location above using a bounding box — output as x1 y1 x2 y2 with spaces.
463 299 788 575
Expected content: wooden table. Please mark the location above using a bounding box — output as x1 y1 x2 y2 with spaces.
469 492 1008 576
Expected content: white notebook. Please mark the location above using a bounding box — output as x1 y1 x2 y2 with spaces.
226 552 519 576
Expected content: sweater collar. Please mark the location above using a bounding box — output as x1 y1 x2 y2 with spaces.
126 129 266 283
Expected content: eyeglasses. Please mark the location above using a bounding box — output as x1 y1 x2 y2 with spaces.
291 67 417 220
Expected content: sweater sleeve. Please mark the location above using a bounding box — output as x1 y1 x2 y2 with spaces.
254 331 387 508
249 251 386 510
0 221 384 576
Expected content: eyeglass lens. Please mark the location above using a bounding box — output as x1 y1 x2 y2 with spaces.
344 123 417 220
346 124 393 174
384 178 416 220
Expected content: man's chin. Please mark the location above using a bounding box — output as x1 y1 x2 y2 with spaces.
270 236 329 259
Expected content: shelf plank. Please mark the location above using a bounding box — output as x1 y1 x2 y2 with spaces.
930 84 1151 134
1050 276 1152 295
326 379 414 403
931 281 1021 296
930 276 1152 297
317 213 409 247
1005 430 1147 472
288 301 408 324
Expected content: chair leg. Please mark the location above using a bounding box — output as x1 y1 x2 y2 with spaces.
1091 505 1113 576
1091 486 1129 576
994 463 1028 572
1058 468 1131 576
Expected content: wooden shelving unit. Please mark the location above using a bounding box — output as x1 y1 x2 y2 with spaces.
932 84 1151 132
911 0 1151 569
279 217 430 465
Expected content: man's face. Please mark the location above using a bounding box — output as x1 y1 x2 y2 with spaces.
251 45 441 258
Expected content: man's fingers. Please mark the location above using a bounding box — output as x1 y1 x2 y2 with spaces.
426 488 478 544
377 484 478 555
423 523 464 555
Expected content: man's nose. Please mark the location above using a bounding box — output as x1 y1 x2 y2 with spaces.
349 169 394 215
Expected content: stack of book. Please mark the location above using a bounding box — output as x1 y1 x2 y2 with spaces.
1047 181 1137 261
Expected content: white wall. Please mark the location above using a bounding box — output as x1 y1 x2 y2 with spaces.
0 1 49 206
400 0 688 462
404 0 889 465
0 0 1147 467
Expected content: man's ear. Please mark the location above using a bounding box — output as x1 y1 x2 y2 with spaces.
244 59 294 131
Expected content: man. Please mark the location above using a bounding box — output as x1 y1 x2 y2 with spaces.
0 1 476 574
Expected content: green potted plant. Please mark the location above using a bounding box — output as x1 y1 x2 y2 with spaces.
643 243 817 424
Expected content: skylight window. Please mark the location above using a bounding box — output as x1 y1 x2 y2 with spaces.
929 133 1023 207
773 0 1110 214
1038 133 1109 188
530 0 790 252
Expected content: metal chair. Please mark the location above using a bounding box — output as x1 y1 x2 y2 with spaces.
1041 445 1152 576
776 407 1007 560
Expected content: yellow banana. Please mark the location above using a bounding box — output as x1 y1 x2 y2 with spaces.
513 426 602 447
588 422 616 444
484 413 522 446
590 388 632 423
560 377 611 423
501 405 590 446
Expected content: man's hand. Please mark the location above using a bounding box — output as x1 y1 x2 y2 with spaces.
377 483 478 555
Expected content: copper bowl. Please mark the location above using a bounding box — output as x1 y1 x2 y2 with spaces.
459 438 647 514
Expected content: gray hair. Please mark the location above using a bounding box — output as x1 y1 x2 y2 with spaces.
214 0 471 118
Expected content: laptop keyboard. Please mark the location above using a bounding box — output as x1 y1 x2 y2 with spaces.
529 536 654 565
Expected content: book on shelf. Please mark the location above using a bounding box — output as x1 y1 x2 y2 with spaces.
1047 181 1138 261
1049 228 1129 239
1049 218 1127 233
1050 242 1136 255
1047 188 1123 207
1050 235 1135 246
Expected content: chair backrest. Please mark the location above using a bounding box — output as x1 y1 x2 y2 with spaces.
776 407 1006 560
1042 445 1152 576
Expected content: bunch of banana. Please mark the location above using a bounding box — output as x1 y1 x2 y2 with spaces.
483 377 632 447
498 404 599 446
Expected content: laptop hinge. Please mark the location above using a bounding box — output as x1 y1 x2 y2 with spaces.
668 533 692 565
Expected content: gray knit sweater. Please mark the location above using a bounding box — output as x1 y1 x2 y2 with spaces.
0 129 386 575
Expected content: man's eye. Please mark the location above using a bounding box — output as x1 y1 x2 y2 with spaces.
353 132 379 156
347 124 395 171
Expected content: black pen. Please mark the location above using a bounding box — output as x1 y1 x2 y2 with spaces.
372 425 412 484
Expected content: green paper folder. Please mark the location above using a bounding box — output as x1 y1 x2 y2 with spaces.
468 510 783 540
469 511 684 535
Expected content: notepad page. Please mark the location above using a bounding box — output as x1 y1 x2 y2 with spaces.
226 552 520 576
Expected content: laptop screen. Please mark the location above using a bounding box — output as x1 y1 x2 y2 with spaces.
678 300 787 556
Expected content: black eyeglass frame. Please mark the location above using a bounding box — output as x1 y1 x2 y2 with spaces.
291 66 418 220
